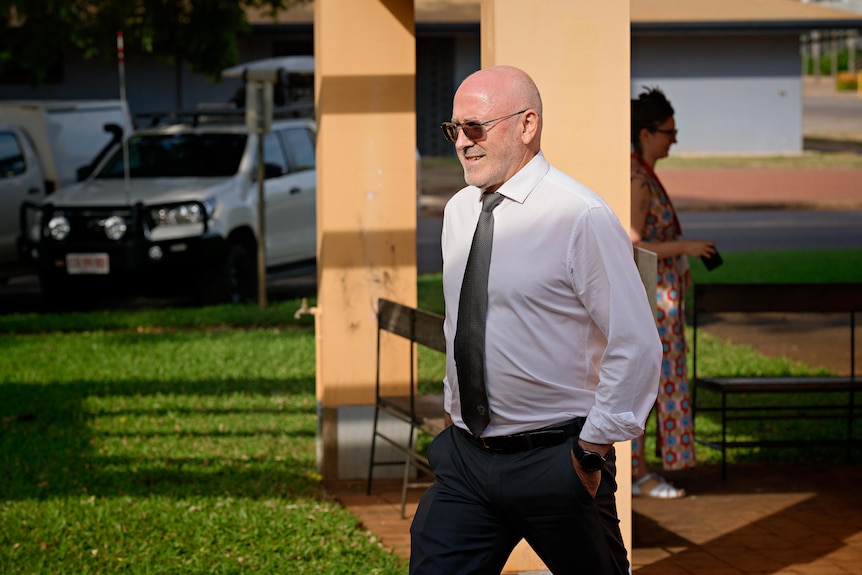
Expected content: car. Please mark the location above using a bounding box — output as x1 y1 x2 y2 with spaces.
19 111 317 304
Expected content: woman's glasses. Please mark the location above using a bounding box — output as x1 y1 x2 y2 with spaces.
440 109 528 143
651 127 678 137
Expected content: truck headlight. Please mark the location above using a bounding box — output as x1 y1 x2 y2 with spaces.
103 215 128 240
148 201 208 241
47 215 71 241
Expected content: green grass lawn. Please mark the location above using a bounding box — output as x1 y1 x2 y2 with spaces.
1 247 861 572
0 324 403 574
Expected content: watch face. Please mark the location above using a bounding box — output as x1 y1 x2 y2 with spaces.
580 452 605 472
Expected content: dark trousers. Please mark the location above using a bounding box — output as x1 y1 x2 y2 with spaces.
409 425 629 575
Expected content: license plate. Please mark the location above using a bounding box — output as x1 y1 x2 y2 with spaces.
66 253 110 275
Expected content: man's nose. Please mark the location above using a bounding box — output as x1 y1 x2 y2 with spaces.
455 126 474 147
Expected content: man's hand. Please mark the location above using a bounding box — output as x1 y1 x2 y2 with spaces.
571 450 601 497
571 440 611 498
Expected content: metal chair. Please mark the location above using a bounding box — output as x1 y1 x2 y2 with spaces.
366 298 446 518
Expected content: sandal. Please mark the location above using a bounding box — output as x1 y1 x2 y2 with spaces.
632 472 686 499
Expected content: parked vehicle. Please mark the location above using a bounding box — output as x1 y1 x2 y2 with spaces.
19 111 317 304
0 100 132 280
0 123 46 278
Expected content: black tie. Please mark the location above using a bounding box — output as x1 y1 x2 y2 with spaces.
455 191 504 437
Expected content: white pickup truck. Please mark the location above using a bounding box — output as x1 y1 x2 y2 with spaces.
0 100 133 279
18 59 321 306
19 111 318 305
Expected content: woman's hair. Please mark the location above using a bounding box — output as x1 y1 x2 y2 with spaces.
631 87 674 152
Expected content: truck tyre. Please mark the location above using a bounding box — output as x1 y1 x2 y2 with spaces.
197 242 257 305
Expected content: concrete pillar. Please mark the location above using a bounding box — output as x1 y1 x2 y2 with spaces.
314 0 417 480
481 1 632 571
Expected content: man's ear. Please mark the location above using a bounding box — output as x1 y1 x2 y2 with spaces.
521 110 540 144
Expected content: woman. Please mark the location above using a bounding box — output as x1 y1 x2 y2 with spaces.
630 87 717 499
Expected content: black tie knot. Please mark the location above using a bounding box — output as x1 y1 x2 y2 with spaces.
482 192 504 213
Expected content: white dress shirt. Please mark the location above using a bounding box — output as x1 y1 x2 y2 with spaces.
441 151 661 444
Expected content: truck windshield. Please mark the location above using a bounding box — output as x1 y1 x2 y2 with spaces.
97 133 247 178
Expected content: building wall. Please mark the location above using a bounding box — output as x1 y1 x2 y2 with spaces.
631 33 803 155
0 29 806 156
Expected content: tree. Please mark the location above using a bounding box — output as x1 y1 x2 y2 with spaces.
0 0 311 85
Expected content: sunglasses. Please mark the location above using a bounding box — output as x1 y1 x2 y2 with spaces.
440 109 528 143
651 127 678 137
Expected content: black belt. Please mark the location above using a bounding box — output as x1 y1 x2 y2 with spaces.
457 418 584 454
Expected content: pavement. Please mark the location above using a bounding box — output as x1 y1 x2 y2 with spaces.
420 163 862 214
333 79 862 574
332 462 862 575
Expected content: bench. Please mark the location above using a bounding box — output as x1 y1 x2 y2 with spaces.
691 283 862 480
366 298 447 518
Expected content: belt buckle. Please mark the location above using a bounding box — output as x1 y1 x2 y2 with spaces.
480 436 506 452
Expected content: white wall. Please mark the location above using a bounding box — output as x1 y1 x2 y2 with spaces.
632 33 803 155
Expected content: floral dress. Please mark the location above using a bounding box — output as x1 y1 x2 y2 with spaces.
631 154 696 473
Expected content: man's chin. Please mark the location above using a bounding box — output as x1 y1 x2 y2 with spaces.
462 168 484 189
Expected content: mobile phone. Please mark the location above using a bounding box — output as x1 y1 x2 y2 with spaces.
701 250 723 271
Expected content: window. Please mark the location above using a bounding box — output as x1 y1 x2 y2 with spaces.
0 132 27 178
281 128 315 173
263 132 288 179
97 133 247 179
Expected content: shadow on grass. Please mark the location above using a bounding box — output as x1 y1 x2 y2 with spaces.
0 376 320 502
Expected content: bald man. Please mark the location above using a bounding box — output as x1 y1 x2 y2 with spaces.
409 66 662 574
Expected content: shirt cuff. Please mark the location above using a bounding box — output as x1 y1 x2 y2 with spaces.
579 409 644 444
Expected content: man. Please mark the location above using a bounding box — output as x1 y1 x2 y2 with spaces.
409 66 662 574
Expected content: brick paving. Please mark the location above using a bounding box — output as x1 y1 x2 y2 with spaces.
631 464 862 574
330 462 862 574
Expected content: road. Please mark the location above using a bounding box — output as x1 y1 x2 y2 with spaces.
419 209 862 274
2 210 860 314
678 210 862 252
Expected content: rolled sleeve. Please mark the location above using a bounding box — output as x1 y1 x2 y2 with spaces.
571 206 662 444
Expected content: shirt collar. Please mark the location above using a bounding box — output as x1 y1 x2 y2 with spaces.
493 150 549 205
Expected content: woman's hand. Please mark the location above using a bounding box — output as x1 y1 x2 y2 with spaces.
682 239 717 259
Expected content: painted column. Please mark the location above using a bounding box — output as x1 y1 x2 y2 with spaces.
314 0 418 479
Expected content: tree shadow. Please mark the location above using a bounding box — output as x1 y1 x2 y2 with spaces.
0 376 321 501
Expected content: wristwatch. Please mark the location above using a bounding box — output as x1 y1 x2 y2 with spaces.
573 442 606 472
